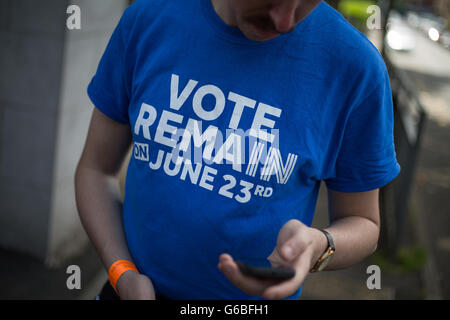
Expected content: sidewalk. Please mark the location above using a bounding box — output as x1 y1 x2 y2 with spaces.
0 243 105 300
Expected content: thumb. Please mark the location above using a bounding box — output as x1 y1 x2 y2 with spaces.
275 219 307 263
279 238 298 262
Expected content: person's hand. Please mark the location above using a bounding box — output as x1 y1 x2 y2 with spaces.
218 219 328 299
115 271 156 300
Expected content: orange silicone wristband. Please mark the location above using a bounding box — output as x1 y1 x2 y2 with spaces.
108 260 139 293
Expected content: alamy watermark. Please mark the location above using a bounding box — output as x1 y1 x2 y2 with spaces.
66 5 81 30
66 265 81 290
66 4 383 31
366 5 382 30
366 264 381 290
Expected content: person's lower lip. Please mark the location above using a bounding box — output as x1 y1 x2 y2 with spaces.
250 24 280 39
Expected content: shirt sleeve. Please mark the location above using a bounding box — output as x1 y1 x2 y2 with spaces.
87 8 131 124
324 71 401 192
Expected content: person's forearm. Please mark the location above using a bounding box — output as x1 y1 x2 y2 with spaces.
75 165 133 270
318 216 379 270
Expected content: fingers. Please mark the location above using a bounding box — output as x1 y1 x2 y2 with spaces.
262 253 311 299
218 220 316 299
279 232 309 263
218 254 279 296
264 227 314 299
276 219 312 262
280 242 297 261
267 250 284 268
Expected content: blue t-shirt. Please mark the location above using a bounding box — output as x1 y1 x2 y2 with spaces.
87 0 401 299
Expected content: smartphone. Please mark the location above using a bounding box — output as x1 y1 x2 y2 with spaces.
236 258 295 281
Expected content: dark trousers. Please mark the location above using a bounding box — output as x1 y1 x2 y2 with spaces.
97 281 170 300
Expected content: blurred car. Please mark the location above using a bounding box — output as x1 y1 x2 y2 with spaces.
385 12 416 52
404 7 447 44
417 12 446 35
441 31 450 50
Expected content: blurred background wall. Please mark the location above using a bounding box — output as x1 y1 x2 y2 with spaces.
0 0 128 266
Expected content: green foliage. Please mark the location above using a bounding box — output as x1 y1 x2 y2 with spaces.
339 0 377 30
339 0 376 20
371 246 427 274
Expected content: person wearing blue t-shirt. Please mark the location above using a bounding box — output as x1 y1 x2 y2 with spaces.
75 0 401 300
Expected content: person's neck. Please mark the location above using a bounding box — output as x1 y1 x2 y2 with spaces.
210 0 237 27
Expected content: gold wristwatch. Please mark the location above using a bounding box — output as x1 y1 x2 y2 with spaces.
310 229 335 273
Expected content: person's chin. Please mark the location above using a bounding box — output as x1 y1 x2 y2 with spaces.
241 24 281 42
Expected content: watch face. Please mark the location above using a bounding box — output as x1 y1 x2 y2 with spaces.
318 255 333 272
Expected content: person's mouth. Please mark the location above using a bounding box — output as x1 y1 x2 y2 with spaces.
247 20 281 39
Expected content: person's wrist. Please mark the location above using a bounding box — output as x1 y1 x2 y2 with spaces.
115 269 140 293
310 228 329 266
108 260 140 293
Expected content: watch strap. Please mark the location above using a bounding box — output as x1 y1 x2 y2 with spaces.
310 229 335 273
321 229 335 251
